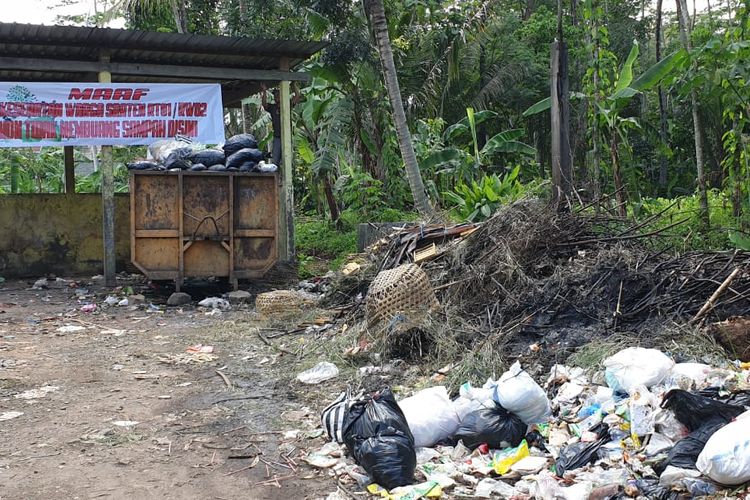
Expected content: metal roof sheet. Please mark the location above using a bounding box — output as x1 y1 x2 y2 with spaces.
0 22 327 106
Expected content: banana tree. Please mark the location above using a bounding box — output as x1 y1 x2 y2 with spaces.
421 107 535 190
525 41 686 215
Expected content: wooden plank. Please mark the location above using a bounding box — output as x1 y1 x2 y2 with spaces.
414 243 438 263
99 56 116 287
234 229 276 238
177 171 184 291
64 146 75 194
135 229 180 238
0 56 310 82
279 59 295 261
228 174 236 289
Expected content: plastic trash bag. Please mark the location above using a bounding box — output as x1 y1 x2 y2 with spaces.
321 388 363 444
164 147 193 169
661 389 744 431
454 402 526 450
188 149 225 167
127 161 159 170
554 423 610 477
453 380 495 421
668 362 712 389
190 164 207 171
343 388 416 490
697 410 750 485
698 387 750 407
493 361 551 424
223 133 259 156
148 138 192 163
399 386 460 448
208 165 227 171
296 361 339 384
603 347 674 394
226 148 265 169
258 161 278 172
239 161 257 172
659 417 726 471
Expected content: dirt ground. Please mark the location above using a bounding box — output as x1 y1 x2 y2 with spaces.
0 277 342 500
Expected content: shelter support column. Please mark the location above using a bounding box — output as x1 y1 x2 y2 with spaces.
99 56 116 286
278 59 295 262
64 146 75 194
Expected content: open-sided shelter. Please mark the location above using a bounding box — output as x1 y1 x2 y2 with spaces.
0 22 326 284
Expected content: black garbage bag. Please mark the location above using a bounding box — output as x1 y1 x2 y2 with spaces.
226 148 265 169
661 389 744 431
190 163 207 171
208 165 227 171
555 423 610 477
164 147 192 169
342 388 415 489
525 430 548 452
698 387 750 408
454 402 526 450
630 479 680 500
223 133 258 156
188 149 225 167
127 161 159 170
655 417 727 472
239 161 257 172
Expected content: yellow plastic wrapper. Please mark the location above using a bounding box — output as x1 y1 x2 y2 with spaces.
367 480 442 500
492 440 530 475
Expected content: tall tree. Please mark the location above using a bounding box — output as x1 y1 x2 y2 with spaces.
676 0 710 227
656 0 670 191
364 0 436 219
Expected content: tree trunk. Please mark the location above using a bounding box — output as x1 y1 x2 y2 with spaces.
611 133 626 216
523 0 535 20
656 0 670 192
365 0 435 219
676 0 710 227
323 176 340 223
551 40 573 208
589 0 602 204
170 0 189 33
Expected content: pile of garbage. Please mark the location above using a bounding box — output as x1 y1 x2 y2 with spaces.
311 347 750 499
326 201 750 371
126 133 278 173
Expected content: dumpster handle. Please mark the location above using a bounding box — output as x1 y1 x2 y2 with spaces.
191 216 221 240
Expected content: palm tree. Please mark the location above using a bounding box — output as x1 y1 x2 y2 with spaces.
109 0 189 33
656 0 669 192
676 0 709 227
364 0 436 219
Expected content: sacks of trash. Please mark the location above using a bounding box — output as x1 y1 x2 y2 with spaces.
127 134 278 173
342 388 416 489
316 346 750 497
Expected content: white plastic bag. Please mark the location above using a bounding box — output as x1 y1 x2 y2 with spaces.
453 380 495 421
697 411 750 485
296 362 339 384
603 347 674 394
669 362 711 389
493 361 551 424
399 386 460 448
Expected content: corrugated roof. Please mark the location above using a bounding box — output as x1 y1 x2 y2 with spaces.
0 23 327 106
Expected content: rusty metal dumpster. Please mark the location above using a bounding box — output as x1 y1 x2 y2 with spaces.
130 171 278 290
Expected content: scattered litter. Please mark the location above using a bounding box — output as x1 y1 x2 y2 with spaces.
197 297 230 310
304 453 339 469
297 361 339 384
0 411 23 421
103 295 119 306
57 325 85 333
15 385 60 399
399 386 459 448
186 344 214 354
80 303 97 313
113 420 139 427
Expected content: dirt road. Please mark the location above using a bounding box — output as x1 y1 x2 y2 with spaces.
0 279 338 500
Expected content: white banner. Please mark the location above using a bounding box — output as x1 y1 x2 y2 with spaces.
0 83 224 147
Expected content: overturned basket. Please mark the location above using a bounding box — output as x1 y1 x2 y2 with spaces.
366 263 440 332
255 290 318 317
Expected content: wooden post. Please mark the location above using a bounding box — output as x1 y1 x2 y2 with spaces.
64 146 75 194
550 40 572 208
99 55 116 286
278 58 295 261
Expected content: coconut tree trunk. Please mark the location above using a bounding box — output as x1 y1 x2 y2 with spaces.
322 176 340 223
170 0 189 33
656 0 670 193
676 0 709 227
611 132 626 217
365 0 435 219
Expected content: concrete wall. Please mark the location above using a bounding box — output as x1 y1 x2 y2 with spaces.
0 194 130 278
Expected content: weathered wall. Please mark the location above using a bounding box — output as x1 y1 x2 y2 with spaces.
0 194 130 278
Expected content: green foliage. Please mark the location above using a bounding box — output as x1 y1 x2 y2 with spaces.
443 166 528 221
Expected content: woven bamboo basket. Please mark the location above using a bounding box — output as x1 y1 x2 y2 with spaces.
366 264 439 331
